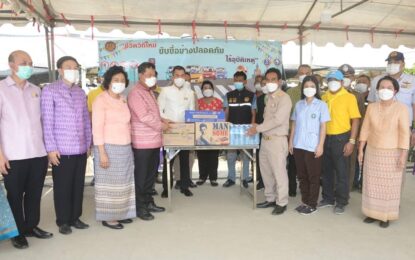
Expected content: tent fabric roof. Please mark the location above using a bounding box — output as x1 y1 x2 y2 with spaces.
1 0 415 48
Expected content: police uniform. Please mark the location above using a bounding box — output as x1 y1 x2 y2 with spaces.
256 90 292 206
225 88 256 182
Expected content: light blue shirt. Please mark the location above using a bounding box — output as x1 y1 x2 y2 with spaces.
291 98 331 152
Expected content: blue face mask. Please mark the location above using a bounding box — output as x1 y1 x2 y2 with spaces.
234 82 244 90
16 66 33 80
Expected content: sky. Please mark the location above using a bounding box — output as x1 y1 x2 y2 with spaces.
1 23 414 72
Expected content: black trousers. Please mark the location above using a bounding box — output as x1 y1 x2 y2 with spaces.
133 148 159 210
3 156 48 234
52 154 87 226
162 150 190 190
197 150 219 181
287 153 298 194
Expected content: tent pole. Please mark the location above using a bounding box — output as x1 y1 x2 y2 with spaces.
44 25 53 82
299 29 303 65
51 26 56 81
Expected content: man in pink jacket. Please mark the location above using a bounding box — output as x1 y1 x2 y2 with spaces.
128 62 169 221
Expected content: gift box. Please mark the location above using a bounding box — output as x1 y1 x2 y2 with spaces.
230 124 260 146
163 123 195 146
185 110 225 123
195 122 230 146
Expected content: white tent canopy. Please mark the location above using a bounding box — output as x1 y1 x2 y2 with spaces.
1 0 415 48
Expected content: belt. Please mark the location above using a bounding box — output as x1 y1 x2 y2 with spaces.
262 134 286 140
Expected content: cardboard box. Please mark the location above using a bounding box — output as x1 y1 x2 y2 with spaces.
185 110 225 123
195 122 230 146
163 123 195 146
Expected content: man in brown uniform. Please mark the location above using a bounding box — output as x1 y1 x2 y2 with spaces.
247 67 292 215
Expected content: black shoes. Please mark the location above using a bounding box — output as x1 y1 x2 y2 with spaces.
242 180 249 188
272 205 287 215
25 227 53 239
174 182 180 190
210 180 218 187
364 217 377 224
223 179 235 188
379 221 389 228
289 191 297 197
147 202 165 213
196 179 206 185
71 219 89 229
256 182 264 190
161 190 168 198
181 189 193 197
118 219 133 224
102 221 124 230
11 235 29 249
59 224 72 235
137 209 155 221
256 201 276 208
189 181 197 188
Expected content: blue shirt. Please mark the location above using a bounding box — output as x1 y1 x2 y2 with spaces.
291 98 330 152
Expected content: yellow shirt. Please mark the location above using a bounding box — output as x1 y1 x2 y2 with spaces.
87 86 104 113
322 87 361 135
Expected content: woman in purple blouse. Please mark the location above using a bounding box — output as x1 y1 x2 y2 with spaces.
41 56 92 235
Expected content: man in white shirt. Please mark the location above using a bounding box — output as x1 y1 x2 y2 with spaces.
158 66 195 197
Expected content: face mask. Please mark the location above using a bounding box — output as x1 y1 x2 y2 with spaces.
355 83 368 93
328 81 341 92
303 87 316 98
255 83 262 91
63 69 79 84
203 89 214 97
378 89 394 101
261 86 268 94
16 65 33 80
386 64 401 75
298 75 306 83
145 76 157 88
234 82 244 90
266 82 278 93
343 77 352 87
111 83 126 94
174 78 185 88
183 81 191 90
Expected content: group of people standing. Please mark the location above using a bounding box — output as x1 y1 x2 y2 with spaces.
0 49 413 251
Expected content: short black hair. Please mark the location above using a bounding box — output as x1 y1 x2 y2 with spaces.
138 62 155 74
185 72 191 77
172 65 186 75
300 75 321 100
57 56 79 69
376 75 399 92
265 67 282 80
200 123 207 130
201 80 214 90
357 74 371 83
102 66 129 90
233 71 247 80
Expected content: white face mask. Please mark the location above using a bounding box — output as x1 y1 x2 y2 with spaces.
145 76 157 88
386 64 401 75
266 82 278 93
261 86 268 94
328 81 341 92
378 89 394 101
298 75 306 83
111 82 126 94
63 69 79 84
355 83 368 93
174 78 186 88
303 87 317 98
255 83 262 91
343 78 352 87
203 89 214 97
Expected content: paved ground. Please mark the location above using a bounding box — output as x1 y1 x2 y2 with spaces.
1 159 414 260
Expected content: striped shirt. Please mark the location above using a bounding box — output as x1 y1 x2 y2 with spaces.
41 80 92 155
128 83 162 149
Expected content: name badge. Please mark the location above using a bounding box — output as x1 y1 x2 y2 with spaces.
32 92 39 98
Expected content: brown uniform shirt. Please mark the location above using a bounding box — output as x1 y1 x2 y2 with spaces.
256 90 292 136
